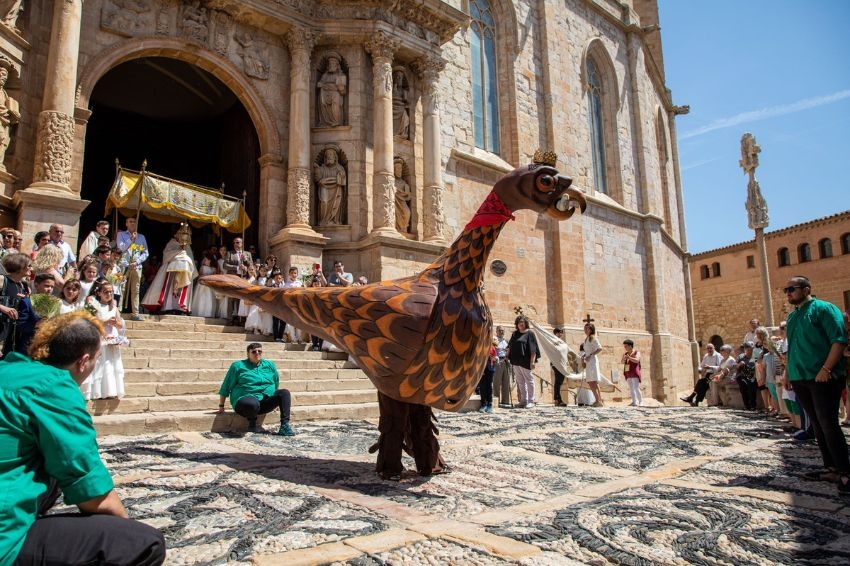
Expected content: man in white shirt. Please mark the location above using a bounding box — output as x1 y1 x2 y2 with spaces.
492 325 511 407
743 319 759 346
681 343 723 406
48 224 76 273
78 220 110 260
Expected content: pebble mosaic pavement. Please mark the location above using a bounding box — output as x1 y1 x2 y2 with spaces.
59 406 850 565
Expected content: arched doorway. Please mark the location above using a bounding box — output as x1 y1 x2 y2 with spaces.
80 57 261 258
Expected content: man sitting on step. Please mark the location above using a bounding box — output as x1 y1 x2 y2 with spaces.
217 342 296 435
0 312 166 565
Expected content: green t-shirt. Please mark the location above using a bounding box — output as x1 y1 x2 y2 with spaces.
0 353 115 565
786 297 848 381
218 358 279 408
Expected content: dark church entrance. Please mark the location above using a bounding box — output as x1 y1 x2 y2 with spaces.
80 57 261 259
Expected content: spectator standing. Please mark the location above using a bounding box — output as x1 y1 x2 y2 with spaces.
552 327 567 406
78 219 110 259
33 243 68 296
30 230 50 260
580 323 604 407
782 276 849 495
478 339 498 413
223 238 252 322
11 273 57 356
0 253 29 358
743 318 759 346
0 227 16 258
327 260 353 287
735 341 758 410
47 223 76 273
492 325 511 406
507 315 539 408
622 339 642 406
0 312 166 565
755 326 778 415
116 217 149 321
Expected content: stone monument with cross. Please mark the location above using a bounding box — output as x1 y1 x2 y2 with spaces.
740 132 774 326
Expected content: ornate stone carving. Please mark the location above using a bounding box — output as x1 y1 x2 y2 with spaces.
313 146 347 225
101 0 150 37
393 157 411 233
0 0 23 32
414 55 446 114
316 53 347 127
365 31 400 63
424 185 446 241
180 0 209 44
392 67 410 139
285 28 313 84
740 133 769 230
287 167 311 226
235 31 268 80
0 65 19 171
156 0 175 35
739 132 760 174
211 10 233 56
377 172 395 231
33 111 75 186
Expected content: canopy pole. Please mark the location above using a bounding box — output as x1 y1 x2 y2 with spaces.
241 188 247 251
135 159 146 228
112 158 121 241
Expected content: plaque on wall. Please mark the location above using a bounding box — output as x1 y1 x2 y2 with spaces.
490 259 507 276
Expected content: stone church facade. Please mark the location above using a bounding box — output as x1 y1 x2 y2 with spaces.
0 0 697 403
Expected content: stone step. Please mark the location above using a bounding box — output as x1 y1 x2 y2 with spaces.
122 338 312 350
88 389 377 416
92 404 382 436
127 348 341 359
123 368 369 383
123 377 374 397
120 356 350 370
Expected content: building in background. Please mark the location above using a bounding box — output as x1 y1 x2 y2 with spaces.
0 0 695 402
690 210 850 348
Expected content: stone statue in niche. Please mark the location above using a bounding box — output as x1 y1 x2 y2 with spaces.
181 0 208 43
0 65 20 170
211 11 233 56
236 31 269 80
393 157 412 233
392 68 410 139
0 0 22 31
314 146 346 225
101 0 148 37
316 53 347 127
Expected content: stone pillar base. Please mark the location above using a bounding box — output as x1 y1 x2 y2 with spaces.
349 232 446 282
13 187 90 249
269 226 329 272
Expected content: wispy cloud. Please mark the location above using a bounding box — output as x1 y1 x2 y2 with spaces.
681 90 850 140
681 157 720 172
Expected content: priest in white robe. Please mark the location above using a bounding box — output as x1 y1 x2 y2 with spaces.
141 223 197 314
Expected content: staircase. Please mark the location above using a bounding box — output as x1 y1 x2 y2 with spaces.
90 315 380 436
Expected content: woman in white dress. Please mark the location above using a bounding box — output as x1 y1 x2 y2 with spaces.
191 251 217 317
216 245 229 318
80 280 126 400
245 264 269 334
59 278 85 314
580 323 603 407
236 263 257 322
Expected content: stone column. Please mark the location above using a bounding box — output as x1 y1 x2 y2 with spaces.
284 27 315 230
365 32 399 234
30 0 83 193
413 54 447 242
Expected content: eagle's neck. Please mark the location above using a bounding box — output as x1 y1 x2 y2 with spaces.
425 191 514 289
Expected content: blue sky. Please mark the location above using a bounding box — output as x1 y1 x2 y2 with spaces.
657 0 850 253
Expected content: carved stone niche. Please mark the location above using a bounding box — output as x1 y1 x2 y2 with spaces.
315 52 348 128
101 0 154 37
313 145 348 227
179 0 209 44
234 28 269 80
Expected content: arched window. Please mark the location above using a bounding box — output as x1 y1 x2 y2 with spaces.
470 0 500 154
699 265 710 280
777 247 790 267
798 243 812 263
586 58 607 194
818 238 833 259
711 262 721 277
709 335 723 351
841 233 850 255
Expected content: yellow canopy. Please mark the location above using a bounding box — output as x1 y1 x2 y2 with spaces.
105 166 251 234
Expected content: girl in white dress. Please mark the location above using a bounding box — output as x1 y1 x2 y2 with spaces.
216 245 229 318
236 263 257 321
191 251 218 317
80 280 126 400
59 278 85 314
78 261 98 299
245 264 269 334
580 323 603 407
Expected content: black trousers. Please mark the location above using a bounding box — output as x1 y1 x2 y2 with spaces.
793 378 850 474
552 367 566 402
694 374 712 403
16 480 166 566
234 390 291 424
478 368 494 406
736 376 757 409
272 317 285 340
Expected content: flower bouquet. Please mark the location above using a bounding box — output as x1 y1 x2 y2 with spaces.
123 242 147 270
30 294 60 319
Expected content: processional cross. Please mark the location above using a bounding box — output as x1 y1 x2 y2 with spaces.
582 313 594 325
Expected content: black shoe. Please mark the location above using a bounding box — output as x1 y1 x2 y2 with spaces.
247 420 257 433
838 474 850 496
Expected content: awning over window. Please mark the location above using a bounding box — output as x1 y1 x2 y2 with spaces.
105 165 251 234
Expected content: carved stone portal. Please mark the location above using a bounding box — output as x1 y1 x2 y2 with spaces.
101 0 150 37
235 30 269 80
180 0 209 43
0 66 19 171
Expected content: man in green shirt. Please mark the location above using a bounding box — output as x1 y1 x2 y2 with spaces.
0 312 166 565
782 276 849 496
218 342 295 435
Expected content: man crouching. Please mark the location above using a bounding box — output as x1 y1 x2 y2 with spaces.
0 312 166 565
